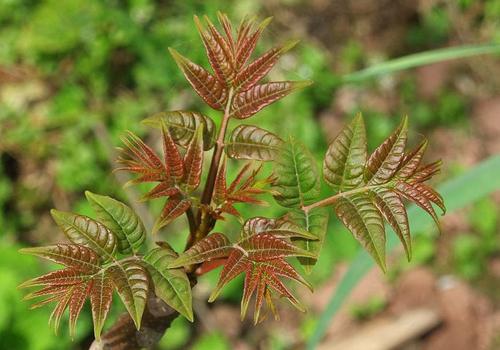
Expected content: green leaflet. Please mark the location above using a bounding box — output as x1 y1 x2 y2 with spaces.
335 193 386 271
289 207 329 274
225 124 284 161
273 137 320 208
51 210 117 262
108 260 149 329
142 110 216 150
143 246 194 322
323 113 367 192
85 192 146 255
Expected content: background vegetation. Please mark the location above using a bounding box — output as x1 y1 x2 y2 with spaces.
1 0 499 349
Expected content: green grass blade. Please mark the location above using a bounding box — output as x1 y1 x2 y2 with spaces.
343 43 500 84
307 155 500 349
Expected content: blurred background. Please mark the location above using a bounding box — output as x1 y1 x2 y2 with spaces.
1 0 500 349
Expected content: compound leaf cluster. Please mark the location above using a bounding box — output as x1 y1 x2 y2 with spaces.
322 114 444 270
19 12 446 344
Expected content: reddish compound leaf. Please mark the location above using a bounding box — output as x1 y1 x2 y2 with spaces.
313 114 444 270
213 162 273 219
19 244 114 338
169 48 228 110
209 241 310 324
230 81 312 119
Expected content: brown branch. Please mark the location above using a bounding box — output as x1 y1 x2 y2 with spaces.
90 295 179 350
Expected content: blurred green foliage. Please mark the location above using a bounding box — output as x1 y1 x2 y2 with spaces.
453 198 499 280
